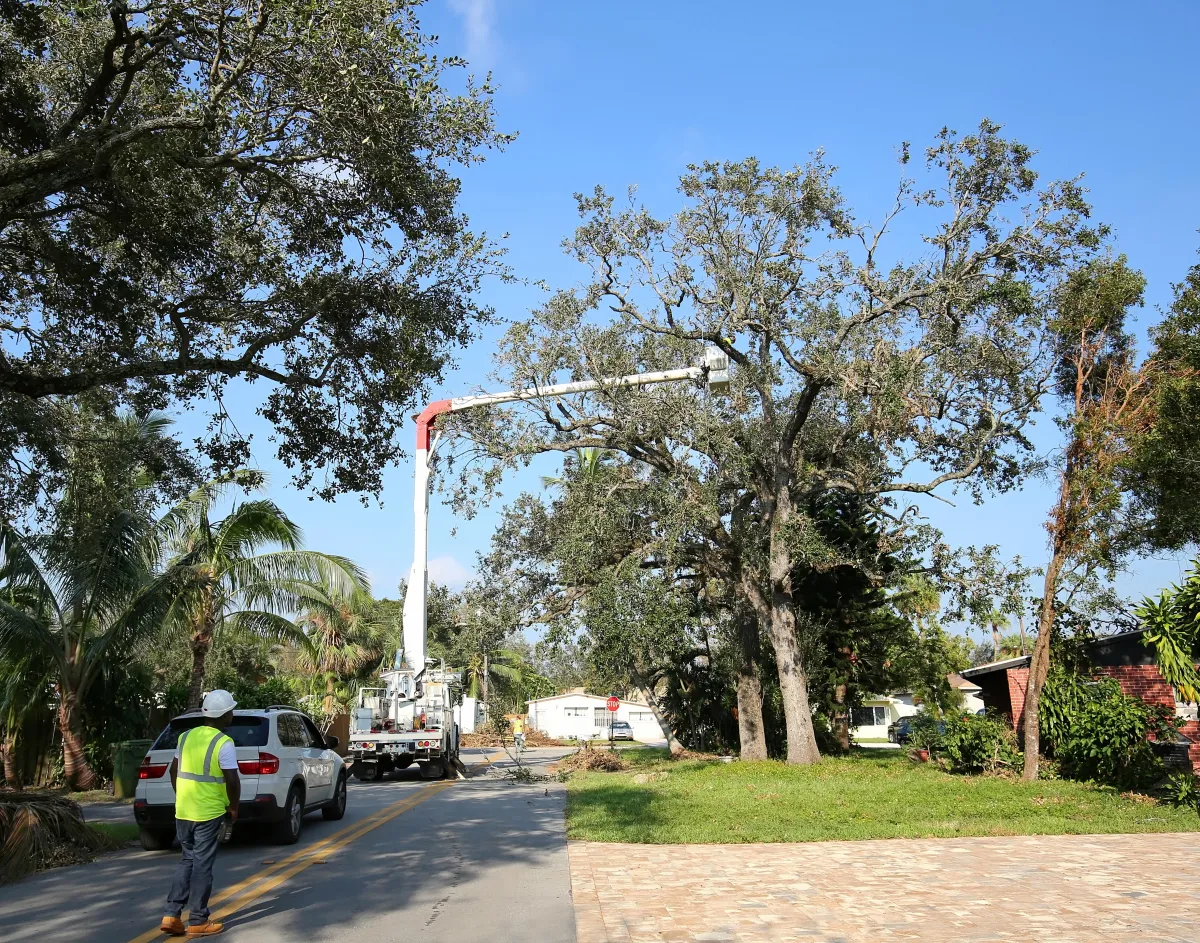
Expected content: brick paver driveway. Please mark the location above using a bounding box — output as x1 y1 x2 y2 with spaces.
569 833 1200 942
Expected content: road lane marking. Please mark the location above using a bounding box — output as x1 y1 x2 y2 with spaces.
127 752 505 943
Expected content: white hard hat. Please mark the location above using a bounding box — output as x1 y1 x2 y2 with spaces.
201 689 237 718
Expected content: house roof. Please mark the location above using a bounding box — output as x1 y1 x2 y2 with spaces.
525 692 649 708
961 655 1032 678
947 672 982 691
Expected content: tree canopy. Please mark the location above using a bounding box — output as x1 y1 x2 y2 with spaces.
449 121 1107 762
0 0 509 511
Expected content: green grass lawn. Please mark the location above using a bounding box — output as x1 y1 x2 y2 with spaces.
91 822 139 844
565 748 1200 843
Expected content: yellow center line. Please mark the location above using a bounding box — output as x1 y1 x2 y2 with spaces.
127 751 506 943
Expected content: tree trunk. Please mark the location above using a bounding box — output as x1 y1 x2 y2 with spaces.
187 633 213 709
766 495 822 765
831 683 850 753
1018 613 1029 656
638 685 684 755
2 731 21 788
57 691 96 790
735 613 768 761
1021 550 1065 780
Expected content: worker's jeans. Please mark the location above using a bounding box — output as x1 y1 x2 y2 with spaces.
165 816 224 925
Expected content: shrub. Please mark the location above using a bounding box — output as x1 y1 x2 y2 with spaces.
1055 691 1169 790
940 713 1021 774
907 712 944 753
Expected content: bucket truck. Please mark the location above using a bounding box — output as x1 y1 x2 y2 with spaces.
346 347 729 779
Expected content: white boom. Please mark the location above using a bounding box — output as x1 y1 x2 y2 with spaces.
399 347 729 678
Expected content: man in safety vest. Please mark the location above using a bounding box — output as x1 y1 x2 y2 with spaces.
159 689 241 937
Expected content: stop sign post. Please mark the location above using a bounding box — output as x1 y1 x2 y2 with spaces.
607 695 619 745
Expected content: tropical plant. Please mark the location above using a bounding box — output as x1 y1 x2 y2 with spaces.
1135 561 1200 703
297 589 390 709
0 512 188 788
159 472 367 707
0 646 53 787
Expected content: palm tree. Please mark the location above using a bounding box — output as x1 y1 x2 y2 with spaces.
160 473 367 708
297 589 389 710
0 647 53 787
0 512 188 788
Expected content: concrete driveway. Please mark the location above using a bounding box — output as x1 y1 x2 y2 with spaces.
0 747 575 943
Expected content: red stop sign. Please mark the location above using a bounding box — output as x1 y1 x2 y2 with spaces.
606 696 620 712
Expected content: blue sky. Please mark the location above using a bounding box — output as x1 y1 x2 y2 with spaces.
200 1 1200 631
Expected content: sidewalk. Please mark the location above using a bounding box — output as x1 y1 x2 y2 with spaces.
569 832 1200 942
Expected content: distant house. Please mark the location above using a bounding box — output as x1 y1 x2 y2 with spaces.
850 673 984 740
960 628 1200 766
526 689 667 742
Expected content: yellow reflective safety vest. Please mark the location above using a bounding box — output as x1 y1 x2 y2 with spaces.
175 725 233 822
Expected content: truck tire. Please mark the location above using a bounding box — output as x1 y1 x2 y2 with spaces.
139 826 174 851
323 774 348 821
272 784 304 844
354 762 378 782
419 760 443 780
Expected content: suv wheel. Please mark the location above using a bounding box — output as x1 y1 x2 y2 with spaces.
139 826 174 851
323 774 347 821
272 784 304 844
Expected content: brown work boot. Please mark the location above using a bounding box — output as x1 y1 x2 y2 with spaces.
160 916 186 936
185 921 224 936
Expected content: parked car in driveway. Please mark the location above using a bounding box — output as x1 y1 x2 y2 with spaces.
888 715 947 744
609 721 635 741
134 706 347 851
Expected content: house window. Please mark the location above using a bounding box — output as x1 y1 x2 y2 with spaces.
594 707 610 726
563 706 588 717
1174 689 1199 722
851 706 887 728
629 711 654 722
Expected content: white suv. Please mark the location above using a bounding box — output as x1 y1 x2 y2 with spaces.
133 707 348 850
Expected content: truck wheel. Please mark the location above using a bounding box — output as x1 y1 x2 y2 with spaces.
139 827 174 851
323 774 348 821
355 762 378 782
419 760 443 780
272 784 304 844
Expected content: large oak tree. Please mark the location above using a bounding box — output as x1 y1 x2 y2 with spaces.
452 122 1104 763
0 0 508 512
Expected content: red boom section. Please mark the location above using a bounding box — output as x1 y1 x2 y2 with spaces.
416 399 452 450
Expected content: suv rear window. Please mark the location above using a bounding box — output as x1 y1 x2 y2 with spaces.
151 715 269 749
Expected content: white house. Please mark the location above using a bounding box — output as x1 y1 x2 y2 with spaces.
526 690 666 742
850 673 985 740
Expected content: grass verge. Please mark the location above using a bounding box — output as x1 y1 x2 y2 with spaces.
91 822 139 844
566 747 1200 843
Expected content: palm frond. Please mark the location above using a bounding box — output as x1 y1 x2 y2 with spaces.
213 501 303 559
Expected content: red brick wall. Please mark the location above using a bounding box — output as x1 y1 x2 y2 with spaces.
1005 667 1030 731
992 663 1200 766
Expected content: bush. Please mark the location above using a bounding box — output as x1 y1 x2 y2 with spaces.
940 713 1020 774
1056 686 1166 791
907 713 944 753
1041 667 1184 790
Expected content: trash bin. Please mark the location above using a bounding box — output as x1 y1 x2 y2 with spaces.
112 739 155 799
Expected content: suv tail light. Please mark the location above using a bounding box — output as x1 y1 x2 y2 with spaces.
238 752 280 776
138 755 168 779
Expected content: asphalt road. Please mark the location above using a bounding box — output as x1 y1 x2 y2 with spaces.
0 747 576 943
